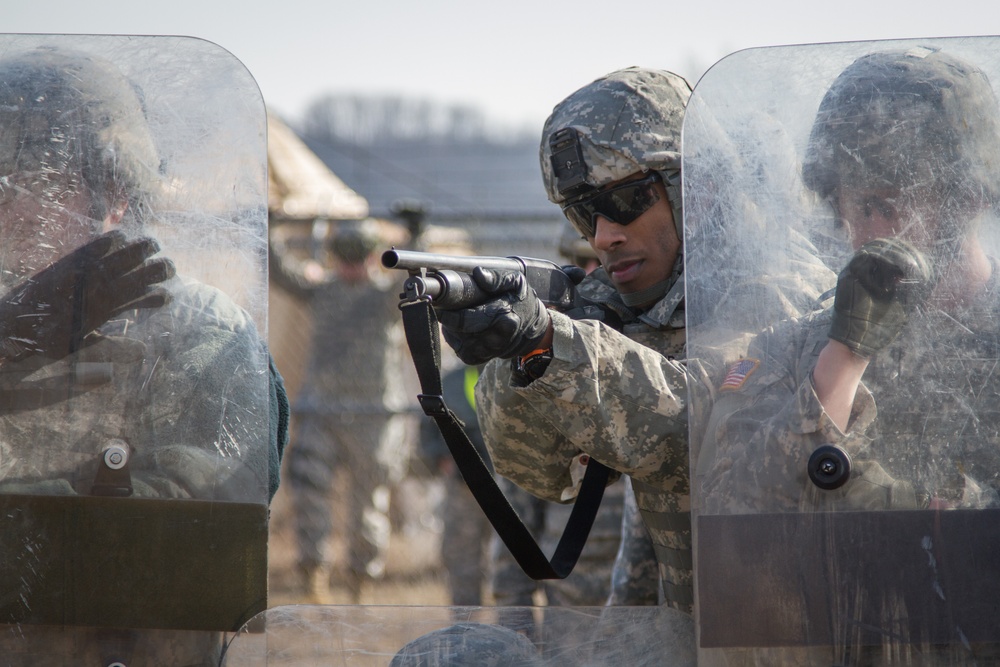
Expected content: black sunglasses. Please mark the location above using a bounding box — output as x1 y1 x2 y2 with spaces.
561 173 661 238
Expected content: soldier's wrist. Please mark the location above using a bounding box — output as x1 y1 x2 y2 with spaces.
511 346 553 386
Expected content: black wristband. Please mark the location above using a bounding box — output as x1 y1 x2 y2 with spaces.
515 348 553 383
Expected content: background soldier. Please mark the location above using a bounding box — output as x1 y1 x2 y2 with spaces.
274 220 409 603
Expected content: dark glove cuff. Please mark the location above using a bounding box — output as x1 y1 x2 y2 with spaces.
518 347 553 379
829 313 903 358
510 348 552 387
510 299 551 358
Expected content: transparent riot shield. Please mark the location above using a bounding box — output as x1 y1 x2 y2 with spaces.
686 36 1000 664
222 604 695 666
0 34 270 664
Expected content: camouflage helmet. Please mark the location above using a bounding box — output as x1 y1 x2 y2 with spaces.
389 622 543 667
0 46 162 217
803 46 1000 213
330 219 380 263
540 67 691 235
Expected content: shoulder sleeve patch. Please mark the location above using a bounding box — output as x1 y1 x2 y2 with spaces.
719 358 760 392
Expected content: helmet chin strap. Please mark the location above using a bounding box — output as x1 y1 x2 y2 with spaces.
621 278 671 309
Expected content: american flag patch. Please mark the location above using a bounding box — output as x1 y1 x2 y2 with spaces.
720 358 760 391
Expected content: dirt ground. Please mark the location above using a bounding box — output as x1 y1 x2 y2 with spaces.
266 471 456 608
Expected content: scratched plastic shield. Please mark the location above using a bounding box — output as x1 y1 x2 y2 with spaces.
685 36 1000 664
0 34 269 663
222 604 696 666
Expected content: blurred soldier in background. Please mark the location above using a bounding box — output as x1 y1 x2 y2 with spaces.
274 219 409 603
556 220 600 274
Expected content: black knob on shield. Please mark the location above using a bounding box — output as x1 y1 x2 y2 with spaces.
807 444 852 490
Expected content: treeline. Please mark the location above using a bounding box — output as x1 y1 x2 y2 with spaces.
301 93 536 146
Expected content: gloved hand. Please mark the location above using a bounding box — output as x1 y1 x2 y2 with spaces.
828 237 934 358
0 230 176 364
437 267 550 365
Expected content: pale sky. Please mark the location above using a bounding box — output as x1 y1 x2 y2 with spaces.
5 0 999 132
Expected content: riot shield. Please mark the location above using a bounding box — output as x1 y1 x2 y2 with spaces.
222 604 695 666
685 36 1000 664
0 34 270 664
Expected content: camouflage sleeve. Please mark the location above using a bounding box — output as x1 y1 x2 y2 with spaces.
476 356 588 502
127 280 272 502
477 311 687 501
697 315 891 514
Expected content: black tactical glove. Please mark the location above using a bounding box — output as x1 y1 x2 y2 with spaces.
829 237 934 358
437 267 550 366
0 230 176 364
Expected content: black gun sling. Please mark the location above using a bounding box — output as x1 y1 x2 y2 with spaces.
400 297 610 580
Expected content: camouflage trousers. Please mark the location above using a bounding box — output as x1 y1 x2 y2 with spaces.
286 412 393 582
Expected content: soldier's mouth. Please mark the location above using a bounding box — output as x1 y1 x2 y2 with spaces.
608 258 643 284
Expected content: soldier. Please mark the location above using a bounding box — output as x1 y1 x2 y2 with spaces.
0 46 285 506
556 219 663 608
703 45 1000 513
274 219 408 603
699 46 1000 663
489 220 659 650
0 43 287 664
435 67 700 625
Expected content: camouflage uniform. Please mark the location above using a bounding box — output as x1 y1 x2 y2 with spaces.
693 46 1000 665
274 227 407 594
607 477 662 606
553 222 656 610
703 261 1000 514
0 276 273 501
477 68 697 612
479 265 695 610
0 44 284 665
698 267 1000 667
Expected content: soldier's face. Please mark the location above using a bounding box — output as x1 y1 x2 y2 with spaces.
835 186 940 252
587 179 680 298
0 170 98 282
